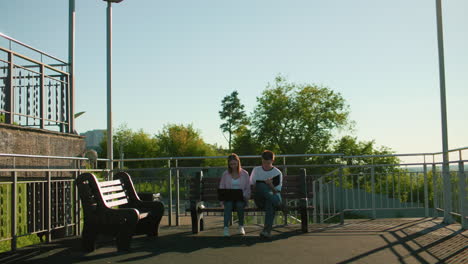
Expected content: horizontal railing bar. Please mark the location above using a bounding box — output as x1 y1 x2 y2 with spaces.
6 113 68 124
1 149 466 164
0 153 109 161
435 208 466 218
342 147 468 159
0 169 109 173
0 47 69 75
0 63 67 70
0 68 68 83
343 207 424 211
0 32 68 64
11 65 69 83
117 153 344 162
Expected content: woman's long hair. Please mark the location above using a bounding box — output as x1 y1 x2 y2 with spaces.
227 153 241 174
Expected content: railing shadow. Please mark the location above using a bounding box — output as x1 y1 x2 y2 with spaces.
1 218 465 264
334 218 467 264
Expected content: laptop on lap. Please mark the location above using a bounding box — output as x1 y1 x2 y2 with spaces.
217 189 244 201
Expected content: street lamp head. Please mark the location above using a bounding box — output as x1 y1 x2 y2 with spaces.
103 0 124 3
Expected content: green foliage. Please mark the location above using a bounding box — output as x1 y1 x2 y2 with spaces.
99 124 159 168
219 90 249 151
99 123 225 168
232 126 261 155
0 114 5 123
334 135 400 174
251 75 351 154
155 124 224 167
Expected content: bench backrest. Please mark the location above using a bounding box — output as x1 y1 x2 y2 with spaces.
77 173 130 210
189 169 312 203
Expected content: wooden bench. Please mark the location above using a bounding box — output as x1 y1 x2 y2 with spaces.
76 171 164 252
187 168 313 234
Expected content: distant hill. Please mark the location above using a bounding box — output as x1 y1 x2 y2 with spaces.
80 129 105 152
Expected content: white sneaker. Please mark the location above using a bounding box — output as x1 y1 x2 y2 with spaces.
223 227 230 237
238 226 245 235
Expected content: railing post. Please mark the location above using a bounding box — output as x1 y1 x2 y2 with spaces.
319 177 324 223
339 166 344 225
5 51 14 124
282 156 287 177
423 164 429 217
313 177 317 223
175 159 180 226
74 159 80 236
40 64 45 129
299 168 308 232
168 160 172 227
371 167 376 219
458 161 466 229
282 156 287 226
11 171 17 251
67 73 72 133
432 163 438 217
46 171 51 243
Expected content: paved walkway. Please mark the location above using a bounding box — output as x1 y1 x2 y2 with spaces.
1 217 466 264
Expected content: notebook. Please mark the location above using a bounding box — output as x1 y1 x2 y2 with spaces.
256 175 280 186
217 189 244 201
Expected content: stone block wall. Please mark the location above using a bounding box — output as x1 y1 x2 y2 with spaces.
0 123 86 177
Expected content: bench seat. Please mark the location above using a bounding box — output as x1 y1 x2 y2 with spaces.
188 169 313 234
76 172 164 252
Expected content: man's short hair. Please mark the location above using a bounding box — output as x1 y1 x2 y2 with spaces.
261 150 275 161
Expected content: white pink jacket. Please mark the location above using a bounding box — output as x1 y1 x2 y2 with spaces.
219 169 251 201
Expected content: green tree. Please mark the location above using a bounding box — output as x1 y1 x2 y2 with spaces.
232 126 261 156
155 124 224 167
334 135 400 173
99 125 158 168
251 75 351 154
219 90 248 151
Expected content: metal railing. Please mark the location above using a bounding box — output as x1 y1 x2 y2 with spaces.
0 148 466 253
0 33 71 133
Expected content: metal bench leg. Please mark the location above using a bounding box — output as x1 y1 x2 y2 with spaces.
81 222 97 252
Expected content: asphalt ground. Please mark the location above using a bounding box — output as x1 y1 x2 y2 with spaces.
1 217 466 264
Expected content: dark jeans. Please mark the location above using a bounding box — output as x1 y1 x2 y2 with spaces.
223 200 246 227
254 182 282 231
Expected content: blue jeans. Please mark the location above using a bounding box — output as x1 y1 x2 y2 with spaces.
223 200 246 227
254 182 282 231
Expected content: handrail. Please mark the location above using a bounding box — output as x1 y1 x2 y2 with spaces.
0 46 69 75
0 32 68 65
0 153 108 162
116 153 344 162
1 146 467 163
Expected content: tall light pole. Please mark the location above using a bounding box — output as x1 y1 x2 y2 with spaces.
68 0 75 134
104 0 123 179
435 0 453 224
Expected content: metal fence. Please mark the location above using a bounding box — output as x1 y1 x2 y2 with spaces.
0 148 466 253
0 33 72 133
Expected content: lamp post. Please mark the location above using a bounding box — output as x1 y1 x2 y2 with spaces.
68 0 75 134
104 0 123 179
435 0 453 224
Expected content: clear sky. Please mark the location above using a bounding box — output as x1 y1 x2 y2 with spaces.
1 0 467 158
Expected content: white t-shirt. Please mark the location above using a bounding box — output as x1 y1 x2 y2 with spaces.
250 166 283 192
231 178 241 189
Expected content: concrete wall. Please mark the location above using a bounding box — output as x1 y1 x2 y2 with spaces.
0 123 86 176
